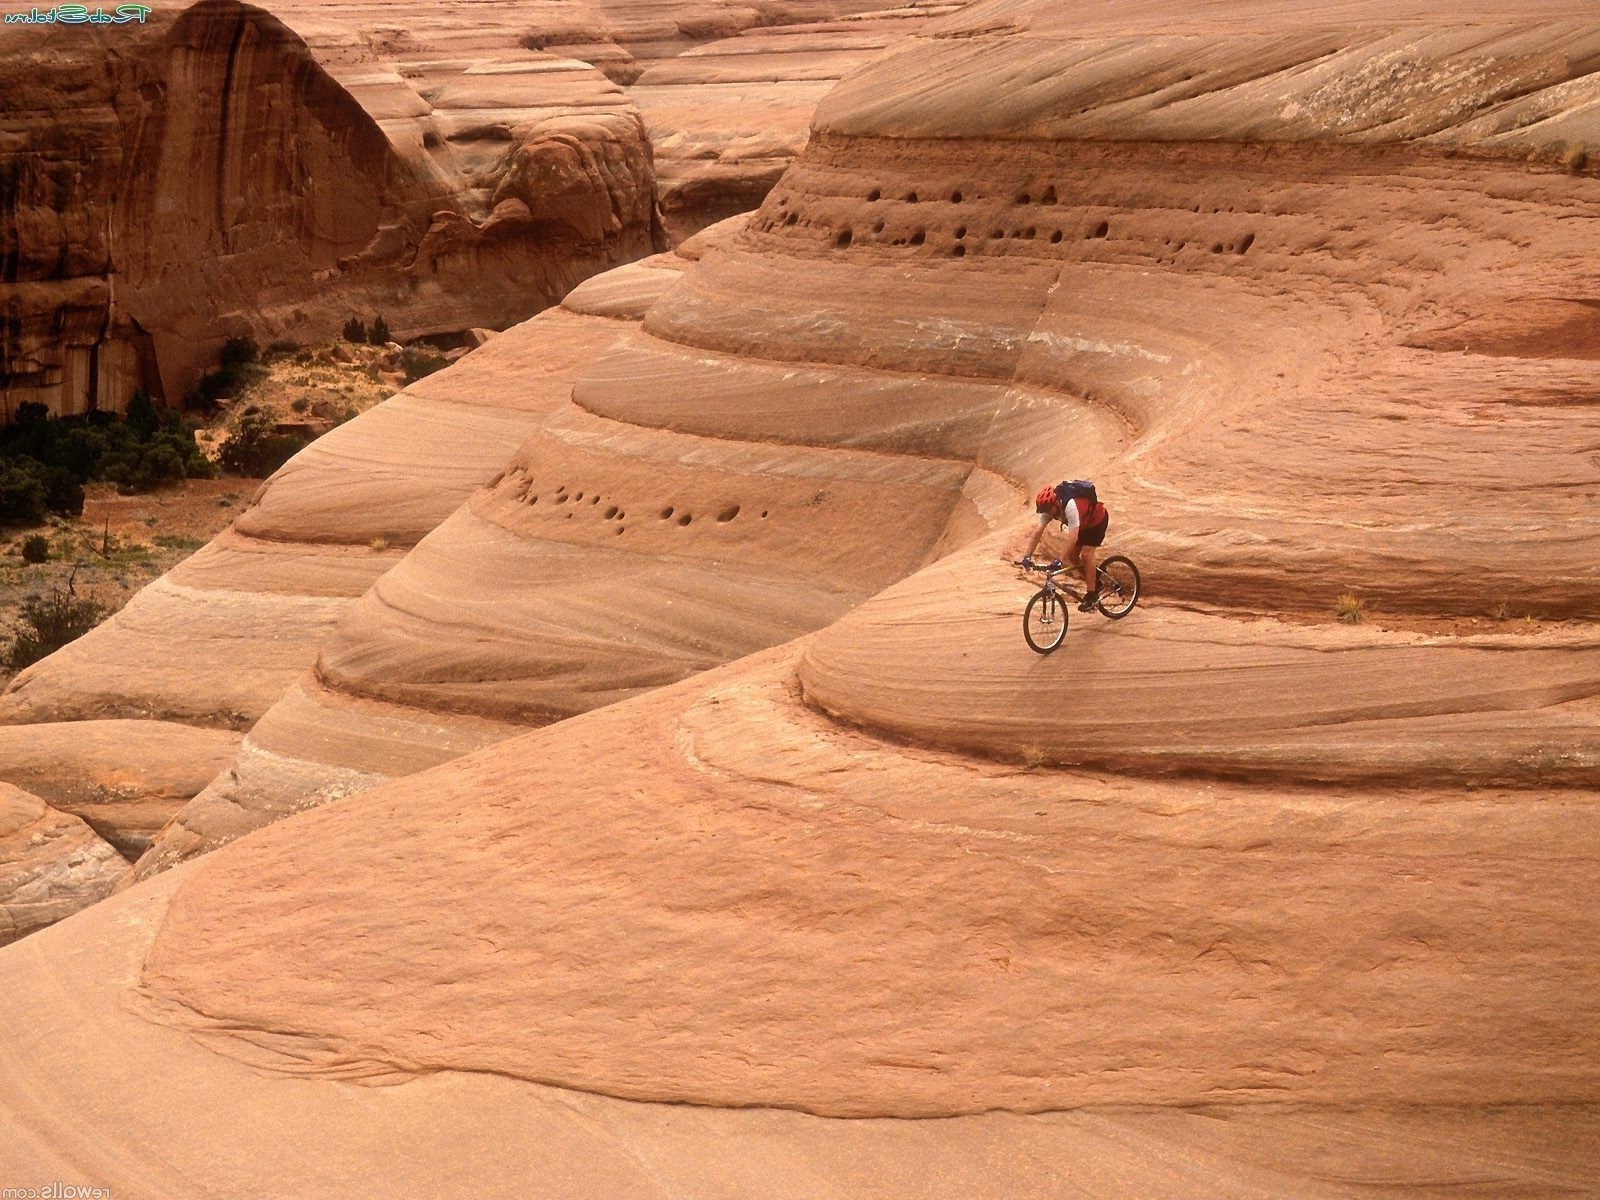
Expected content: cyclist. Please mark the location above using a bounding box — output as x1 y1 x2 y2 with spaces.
1021 480 1109 611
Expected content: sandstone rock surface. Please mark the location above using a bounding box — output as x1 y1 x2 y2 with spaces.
0 721 240 858
2 0 1599 1193
0 783 126 945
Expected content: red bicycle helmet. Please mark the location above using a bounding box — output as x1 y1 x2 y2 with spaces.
1035 485 1058 512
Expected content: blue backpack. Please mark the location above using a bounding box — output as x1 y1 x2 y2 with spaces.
1054 479 1097 508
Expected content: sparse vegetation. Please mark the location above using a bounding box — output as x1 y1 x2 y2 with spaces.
1563 145 1588 175
20 534 49 564
186 337 265 409
368 314 391 345
5 577 106 670
1336 592 1365 624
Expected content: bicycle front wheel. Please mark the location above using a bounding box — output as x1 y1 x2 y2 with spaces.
1023 588 1068 653
1095 555 1141 619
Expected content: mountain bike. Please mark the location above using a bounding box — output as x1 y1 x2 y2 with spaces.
1018 555 1140 653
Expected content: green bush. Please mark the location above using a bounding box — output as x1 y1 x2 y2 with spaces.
343 316 367 343
0 394 213 525
218 410 308 476
368 314 390 345
5 583 106 670
20 534 49 563
0 462 49 524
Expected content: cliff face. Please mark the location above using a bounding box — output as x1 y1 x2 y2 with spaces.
0 0 663 417
0 0 942 420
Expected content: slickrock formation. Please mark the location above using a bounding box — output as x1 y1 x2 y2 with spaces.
2 0 1599 1194
0 783 126 945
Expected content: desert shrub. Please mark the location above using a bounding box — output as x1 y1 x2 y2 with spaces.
367 314 390 345
5 582 106 670
265 339 301 359
0 396 211 521
1335 592 1365 624
343 316 367 343
218 410 308 476
125 387 160 439
0 462 49 523
20 533 49 563
401 347 448 383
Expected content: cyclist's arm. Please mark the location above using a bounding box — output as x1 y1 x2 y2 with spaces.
1022 512 1051 561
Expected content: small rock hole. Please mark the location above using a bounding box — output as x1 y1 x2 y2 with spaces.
836 229 853 248
909 230 925 245
1090 221 1109 239
954 225 967 239
1049 230 1063 244
873 220 885 233
952 243 966 257
950 189 963 203
784 212 798 226
717 504 740 522
604 506 618 519
660 506 674 519
866 188 880 202
1237 233 1255 254
1041 185 1057 203
1016 191 1031 205
676 513 692 526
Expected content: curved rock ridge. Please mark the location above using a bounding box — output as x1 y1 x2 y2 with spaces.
126 641 1600 1118
127 228 1029 878
820 4 1600 151
0 302 639 730
799 533 1600 782
737 132 1600 616
6 867 1595 1196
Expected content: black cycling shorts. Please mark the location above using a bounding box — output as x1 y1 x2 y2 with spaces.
1080 513 1108 548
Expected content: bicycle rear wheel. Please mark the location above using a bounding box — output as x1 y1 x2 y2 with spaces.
1023 588 1068 653
1094 555 1141 619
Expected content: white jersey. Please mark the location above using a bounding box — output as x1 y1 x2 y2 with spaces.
1038 504 1082 532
